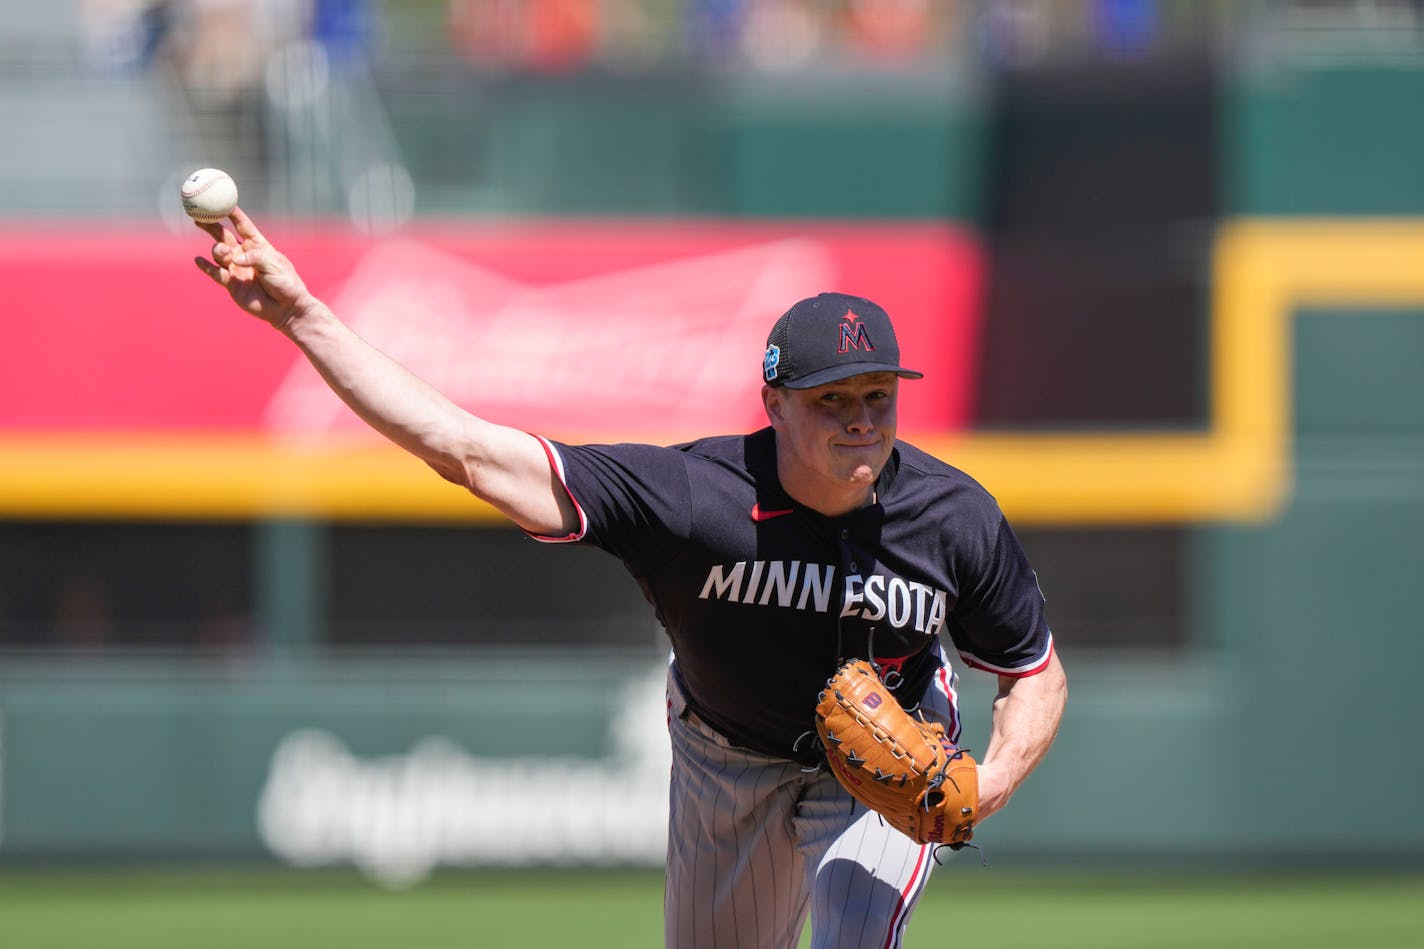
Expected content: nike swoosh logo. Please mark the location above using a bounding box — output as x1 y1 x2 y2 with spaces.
750 503 794 522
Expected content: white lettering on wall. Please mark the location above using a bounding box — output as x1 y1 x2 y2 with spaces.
257 666 670 887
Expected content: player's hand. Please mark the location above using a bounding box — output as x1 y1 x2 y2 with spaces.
193 206 316 331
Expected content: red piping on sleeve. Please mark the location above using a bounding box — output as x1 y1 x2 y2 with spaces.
523 435 588 544
960 637 1055 679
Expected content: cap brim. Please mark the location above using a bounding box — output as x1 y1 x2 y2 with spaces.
781 364 924 389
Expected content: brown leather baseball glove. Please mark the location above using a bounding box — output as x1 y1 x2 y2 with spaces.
814 658 978 847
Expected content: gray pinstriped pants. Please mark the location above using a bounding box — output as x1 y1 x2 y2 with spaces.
664 664 958 949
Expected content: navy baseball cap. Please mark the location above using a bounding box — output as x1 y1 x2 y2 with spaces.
761 292 923 389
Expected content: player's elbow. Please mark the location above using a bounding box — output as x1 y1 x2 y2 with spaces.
420 420 494 493
419 432 484 492
425 456 477 490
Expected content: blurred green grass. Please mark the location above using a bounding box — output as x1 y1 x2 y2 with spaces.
1 865 1420 948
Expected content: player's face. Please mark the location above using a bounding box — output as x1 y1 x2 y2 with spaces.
763 372 898 510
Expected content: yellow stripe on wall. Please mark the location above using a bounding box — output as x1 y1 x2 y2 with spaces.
0 434 493 522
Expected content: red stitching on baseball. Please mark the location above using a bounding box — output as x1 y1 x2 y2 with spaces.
184 175 230 198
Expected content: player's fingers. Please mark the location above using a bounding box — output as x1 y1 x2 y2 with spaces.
228 244 262 270
195 220 242 257
229 205 265 243
193 219 224 242
238 244 293 278
193 256 230 286
212 241 248 267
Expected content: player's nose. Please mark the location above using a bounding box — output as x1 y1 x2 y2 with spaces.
843 398 875 432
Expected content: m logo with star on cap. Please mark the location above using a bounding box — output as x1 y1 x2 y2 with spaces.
838 311 875 354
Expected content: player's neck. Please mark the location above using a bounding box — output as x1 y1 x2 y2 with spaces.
776 461 877 518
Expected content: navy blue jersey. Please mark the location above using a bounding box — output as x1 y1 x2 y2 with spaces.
533 427 1053 762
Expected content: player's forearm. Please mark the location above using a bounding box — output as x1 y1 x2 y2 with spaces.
976 650 1066 820
279 297 492 486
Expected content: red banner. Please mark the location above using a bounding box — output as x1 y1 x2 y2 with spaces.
2 221 982 444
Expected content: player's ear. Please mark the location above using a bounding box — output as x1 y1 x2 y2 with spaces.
762 385 785 429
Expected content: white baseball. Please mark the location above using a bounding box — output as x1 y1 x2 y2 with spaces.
181 168 239 223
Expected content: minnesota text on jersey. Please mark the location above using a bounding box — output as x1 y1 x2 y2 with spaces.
698 561 949 635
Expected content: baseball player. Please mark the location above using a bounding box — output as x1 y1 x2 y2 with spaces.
193 208 1066 949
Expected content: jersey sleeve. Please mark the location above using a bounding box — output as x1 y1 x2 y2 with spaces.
527 437 692 574
945 514 1055 677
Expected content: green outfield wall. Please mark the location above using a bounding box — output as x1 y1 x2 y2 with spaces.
1210 57 1424 859
0 650 1244 878
382 68 989 220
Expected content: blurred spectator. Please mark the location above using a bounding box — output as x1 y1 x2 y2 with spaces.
82 0 278 97
447 0 962 75
685 0 747 62
172 0 286 102
842 0 937 61
76 0 386 218
976 0 1052 69
527 0 601 70
585 0 662 72
311 0 381 71
79 0 178 72
448 0 522 68
740 0 826 71
449 0 601 72
80 1 368 97
1093 0 1158 59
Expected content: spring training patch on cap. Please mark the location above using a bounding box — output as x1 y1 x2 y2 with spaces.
763 344 782 382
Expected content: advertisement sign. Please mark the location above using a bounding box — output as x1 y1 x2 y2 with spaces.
0 222 981 519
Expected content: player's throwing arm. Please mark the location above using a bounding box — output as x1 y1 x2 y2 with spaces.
189 195 575 538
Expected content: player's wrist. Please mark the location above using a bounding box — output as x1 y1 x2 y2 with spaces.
273 293 326 335
972 761 1016 820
